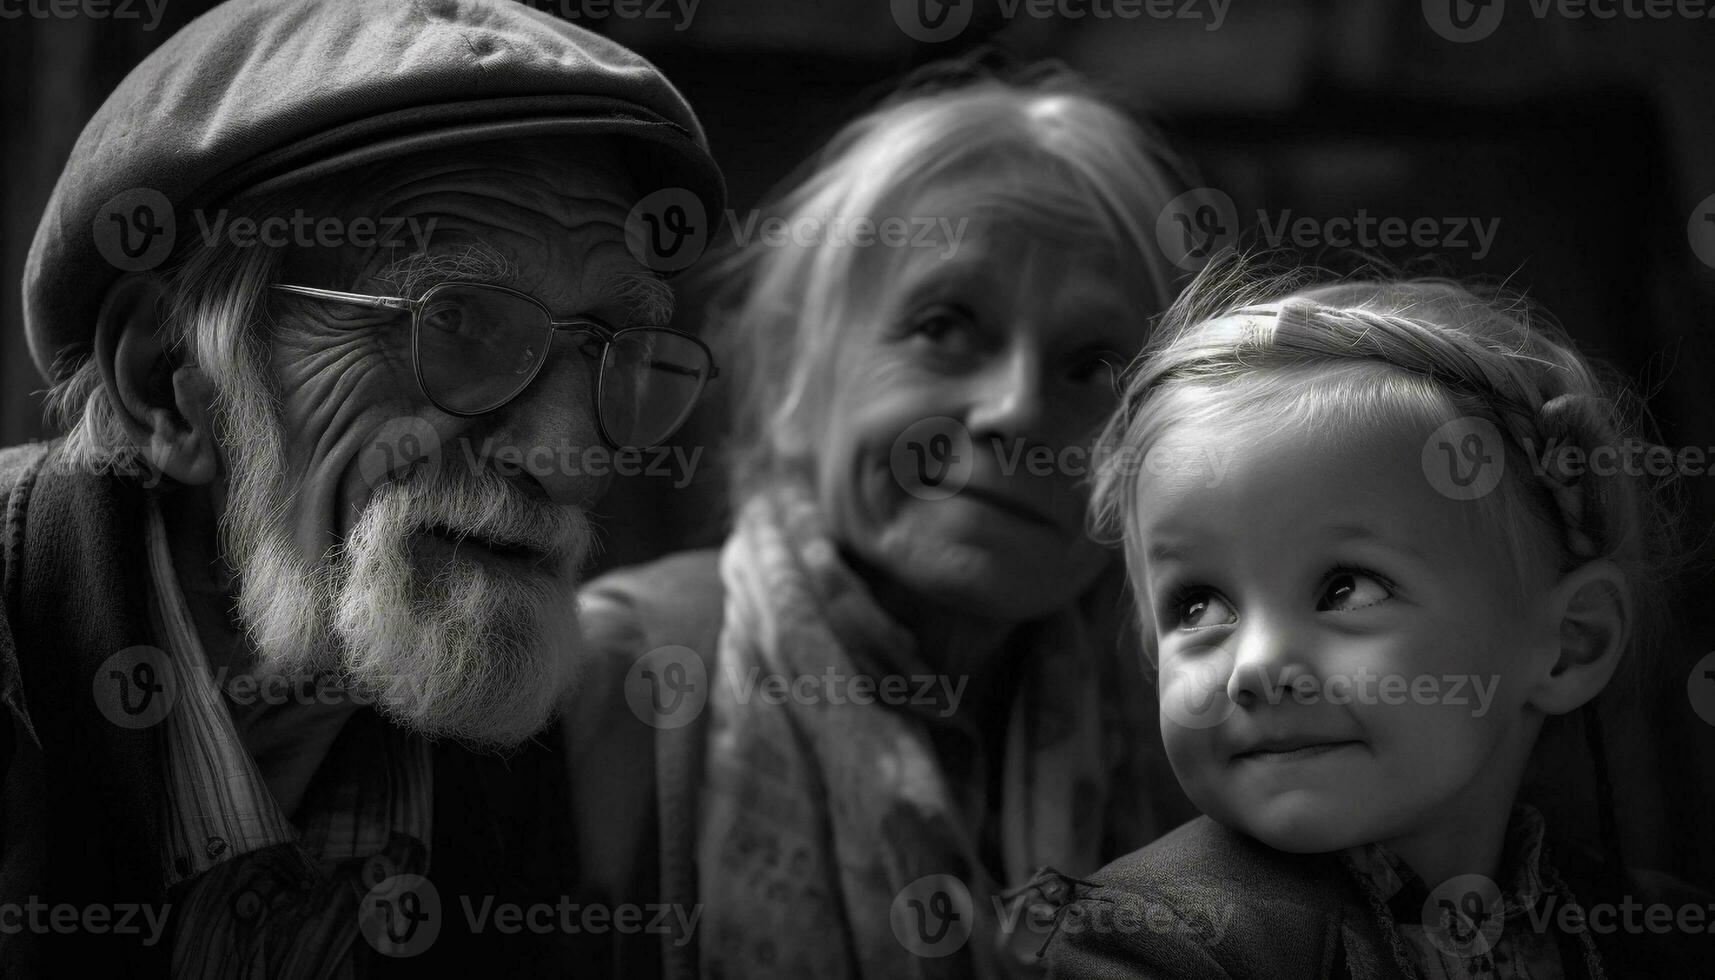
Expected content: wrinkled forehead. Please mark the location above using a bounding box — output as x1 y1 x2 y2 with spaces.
281 137 659 316
844 213 1156 338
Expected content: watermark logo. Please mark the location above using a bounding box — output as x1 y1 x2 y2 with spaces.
358 416 444 492
1688 193 1715 271
1157 188 1239 272
1422 416 1506 501
1423 873 1504 957
626 187 710 274
93 645 179 729
625 645 710 729
891 874 974 957
359 872 442 957
891 417 975 500
94 188 176 272
1687 651 1715 727
1424 0 1506 42
1158 658 1238 730
1159 190 1501 269
1428 0 1715 43
891 0 975 42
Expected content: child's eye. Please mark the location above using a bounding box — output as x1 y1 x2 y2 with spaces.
1168 588 1237 630
1317 568 1394 612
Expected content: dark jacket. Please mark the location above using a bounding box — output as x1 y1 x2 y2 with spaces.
0 441 665 978
1041 816 1709 980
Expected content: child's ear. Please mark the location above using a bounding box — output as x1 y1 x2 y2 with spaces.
1528 559 1630 716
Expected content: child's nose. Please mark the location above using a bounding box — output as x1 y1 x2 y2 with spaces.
1225 624 1313 708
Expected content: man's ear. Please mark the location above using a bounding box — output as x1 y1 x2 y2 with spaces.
94 273 221 486
1529 559 1630 715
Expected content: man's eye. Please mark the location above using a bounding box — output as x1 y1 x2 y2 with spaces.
421 303 468 337
1318 569 1393 612
1170 590 1237 630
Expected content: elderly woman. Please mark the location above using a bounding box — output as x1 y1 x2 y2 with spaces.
578 69 1196 978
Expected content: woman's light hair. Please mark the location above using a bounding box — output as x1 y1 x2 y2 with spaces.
709 65 1191 499
1090 253 1683 691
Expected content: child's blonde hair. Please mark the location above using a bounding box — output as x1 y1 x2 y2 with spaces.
1091 255 1681 689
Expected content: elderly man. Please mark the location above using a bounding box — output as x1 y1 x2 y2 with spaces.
0 0 721 975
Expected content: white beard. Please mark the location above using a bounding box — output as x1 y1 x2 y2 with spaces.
213 380 589 750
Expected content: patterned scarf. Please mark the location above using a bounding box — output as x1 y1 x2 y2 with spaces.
697 483 1182 979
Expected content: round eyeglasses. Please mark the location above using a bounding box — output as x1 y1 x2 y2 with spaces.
269 281 718 450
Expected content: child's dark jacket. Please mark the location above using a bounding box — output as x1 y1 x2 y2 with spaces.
1041 816 1709 979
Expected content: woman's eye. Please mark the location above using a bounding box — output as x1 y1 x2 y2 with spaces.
1318 570 1393 612
1171 590 1237 630
906 304 978 352
1068 351 1123 390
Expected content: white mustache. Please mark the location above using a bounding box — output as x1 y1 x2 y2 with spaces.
366 463 592 570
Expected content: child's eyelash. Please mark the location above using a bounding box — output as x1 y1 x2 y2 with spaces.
1157 567 1395 620
1161 581 1226 625
1326 563 1397 592
1162 582 1203 612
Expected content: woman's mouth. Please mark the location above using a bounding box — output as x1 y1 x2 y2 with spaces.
952 486 1060 529
1230 738 1363 763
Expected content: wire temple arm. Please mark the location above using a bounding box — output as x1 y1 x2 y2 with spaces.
270 284 414 313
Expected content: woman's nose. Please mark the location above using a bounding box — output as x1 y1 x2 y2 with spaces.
1225 621 1313 709
964 344 1047 444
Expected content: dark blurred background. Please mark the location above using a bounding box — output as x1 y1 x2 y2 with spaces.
5 0 1714 882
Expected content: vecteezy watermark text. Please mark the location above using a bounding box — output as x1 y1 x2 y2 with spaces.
520 0 700 31
724 665 968 718
193 209 437 252
0 0 168 30
726 210 969 259
1160 666 1502 729
1156 189 1502 272
0 898 171 946
459 897 701 946
457 437 704 490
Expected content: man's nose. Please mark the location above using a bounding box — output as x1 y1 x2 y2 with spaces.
480 343 609 507
1225 619 1313 709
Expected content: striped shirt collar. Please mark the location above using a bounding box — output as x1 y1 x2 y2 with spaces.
142 494 432 887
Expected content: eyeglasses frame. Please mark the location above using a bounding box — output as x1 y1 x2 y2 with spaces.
268 281 718 449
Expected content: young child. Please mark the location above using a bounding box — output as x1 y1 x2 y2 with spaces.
1038 267 1707 978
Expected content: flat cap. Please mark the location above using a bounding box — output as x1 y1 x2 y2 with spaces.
24 0 724 381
